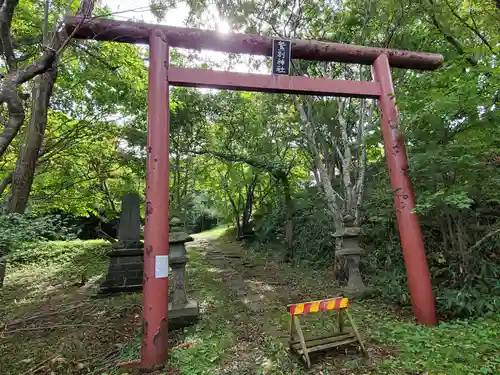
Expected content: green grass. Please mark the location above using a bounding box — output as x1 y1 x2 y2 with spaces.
155 239 500 375
1 240 111 318
1 238 498 375
191 225 232 240
366 314 500 375
263 298 500 374
0 240 142 375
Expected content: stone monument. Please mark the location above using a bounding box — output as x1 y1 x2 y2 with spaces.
168 217 199 330
99 193 143 294
99 204 200 329
334 221 369 296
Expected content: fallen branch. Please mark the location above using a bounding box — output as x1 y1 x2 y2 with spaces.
170 341 195 350
96 228 118 243
4 303 87 329
3 323 101 334
20 355 59 375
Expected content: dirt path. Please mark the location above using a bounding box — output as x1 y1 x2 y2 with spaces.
192 238 289 342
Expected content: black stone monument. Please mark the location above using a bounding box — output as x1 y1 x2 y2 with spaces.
99 193 143 294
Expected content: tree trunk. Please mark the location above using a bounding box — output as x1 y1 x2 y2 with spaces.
446 213 459 258
354 99 373 225
100 176 117 214
0 250 6 287
440 216 449 253
242 175 258 236
242 193 253 235
0 171 13 197
311 164 320 186
7 0 95 213
235 216 242 239
282 175 294 260
8 67 58 213
225 187 242 240
294 98 343 230
173 150 181 214
337 100 356 218
0 78 26 160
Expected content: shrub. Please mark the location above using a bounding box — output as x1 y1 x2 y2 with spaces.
8 240 109 266
0 213 80 286
251 171 500 319
0 213 78 253
192 212 218 233
253 187 336 266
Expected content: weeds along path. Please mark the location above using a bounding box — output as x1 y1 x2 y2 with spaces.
183 235 500 375
2 238 498 375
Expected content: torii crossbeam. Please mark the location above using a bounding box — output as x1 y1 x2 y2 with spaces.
66 16 442 369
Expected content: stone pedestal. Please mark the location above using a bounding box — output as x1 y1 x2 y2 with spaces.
334 225 370 296
99 248 144 294
168 230 199 329
168 300 199 330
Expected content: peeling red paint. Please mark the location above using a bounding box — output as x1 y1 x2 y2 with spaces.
146 201 153 215
141 29 171 367
152 318 168 346
373 54 437 326
168 66 380 98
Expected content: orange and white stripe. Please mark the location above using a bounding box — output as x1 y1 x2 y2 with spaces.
288 297 349 315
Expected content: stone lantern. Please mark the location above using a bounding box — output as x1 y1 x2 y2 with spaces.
334 221 368 296
168 218 199 329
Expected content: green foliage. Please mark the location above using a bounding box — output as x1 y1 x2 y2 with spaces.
437 286 500 318
367 312 500 375
1 1 149 218
0 212 77 254
8 239 108 266
2 0 500 328
254 187 336 266
169 330 235 374
4 239 110 306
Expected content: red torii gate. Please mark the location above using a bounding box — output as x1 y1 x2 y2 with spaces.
66 17 443 368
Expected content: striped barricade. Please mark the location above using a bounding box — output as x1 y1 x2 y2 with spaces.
287 297 369 368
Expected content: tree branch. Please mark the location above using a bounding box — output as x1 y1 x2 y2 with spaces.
0 170 12 196
427 0 477 65
13 0 95 85
444 0 493 51
73 43 118 71
189 149 287 179
0 80 25 158
0 0 18 70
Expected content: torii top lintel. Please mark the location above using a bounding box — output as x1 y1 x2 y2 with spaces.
66 17 443 71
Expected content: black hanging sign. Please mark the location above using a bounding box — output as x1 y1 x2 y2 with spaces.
272 39 291 75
